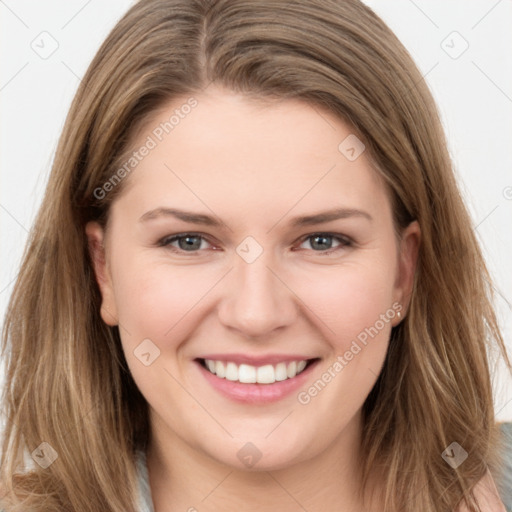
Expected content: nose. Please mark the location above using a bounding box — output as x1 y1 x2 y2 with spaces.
217 249 297 340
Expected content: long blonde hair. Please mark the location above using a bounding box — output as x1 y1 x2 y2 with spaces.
1 1 510 511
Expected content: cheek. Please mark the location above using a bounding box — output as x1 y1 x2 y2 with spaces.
112 258 213 342
110 259 215 403
291 265 396 429
294 261 396 350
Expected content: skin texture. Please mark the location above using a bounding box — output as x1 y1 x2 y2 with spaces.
87 83 479 511
457 470 506 512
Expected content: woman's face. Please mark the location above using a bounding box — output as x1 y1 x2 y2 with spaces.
86 85 419 471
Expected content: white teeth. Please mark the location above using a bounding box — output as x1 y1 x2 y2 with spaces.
238 364 257 383
256 364 275 384
203 359 310 384
225 362 238 381
286 361 297 378
275 362 288 381
215 361 226 378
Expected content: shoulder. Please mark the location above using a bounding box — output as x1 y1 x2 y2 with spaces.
456 469 506 512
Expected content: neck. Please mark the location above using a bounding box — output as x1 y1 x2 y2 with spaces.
146 409 383 512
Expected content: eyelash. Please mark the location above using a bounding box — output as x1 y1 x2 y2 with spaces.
157 232 353 256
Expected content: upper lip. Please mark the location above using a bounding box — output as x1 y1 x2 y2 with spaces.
197 354 318 366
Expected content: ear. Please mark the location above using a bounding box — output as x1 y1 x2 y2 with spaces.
392 220 421 324
85 221 119 326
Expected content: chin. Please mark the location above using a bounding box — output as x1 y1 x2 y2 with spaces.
204 436 312 472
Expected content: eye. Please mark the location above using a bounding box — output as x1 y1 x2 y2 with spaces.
157 232 353 256
158 233 214 253
297 233 353 254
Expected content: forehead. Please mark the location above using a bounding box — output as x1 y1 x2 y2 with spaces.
111 86 391 226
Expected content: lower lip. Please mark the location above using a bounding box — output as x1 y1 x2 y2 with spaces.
195 359 319 404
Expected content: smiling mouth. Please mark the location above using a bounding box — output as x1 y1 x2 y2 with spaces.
197 358 319 384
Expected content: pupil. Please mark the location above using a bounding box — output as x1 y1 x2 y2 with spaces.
312 235 331 250
180 236 201 251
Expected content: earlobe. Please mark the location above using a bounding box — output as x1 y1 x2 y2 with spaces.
85 221 119 326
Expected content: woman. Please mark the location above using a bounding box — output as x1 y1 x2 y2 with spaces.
1 1 510 511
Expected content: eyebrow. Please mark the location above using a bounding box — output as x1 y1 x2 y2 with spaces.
138 207 373 227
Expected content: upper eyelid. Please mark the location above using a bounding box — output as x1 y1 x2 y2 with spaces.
294 232 353 246
159 232 214 244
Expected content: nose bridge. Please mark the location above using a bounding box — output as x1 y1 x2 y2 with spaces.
218 243 296 338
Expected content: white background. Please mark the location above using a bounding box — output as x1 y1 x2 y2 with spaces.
1 1 511 420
